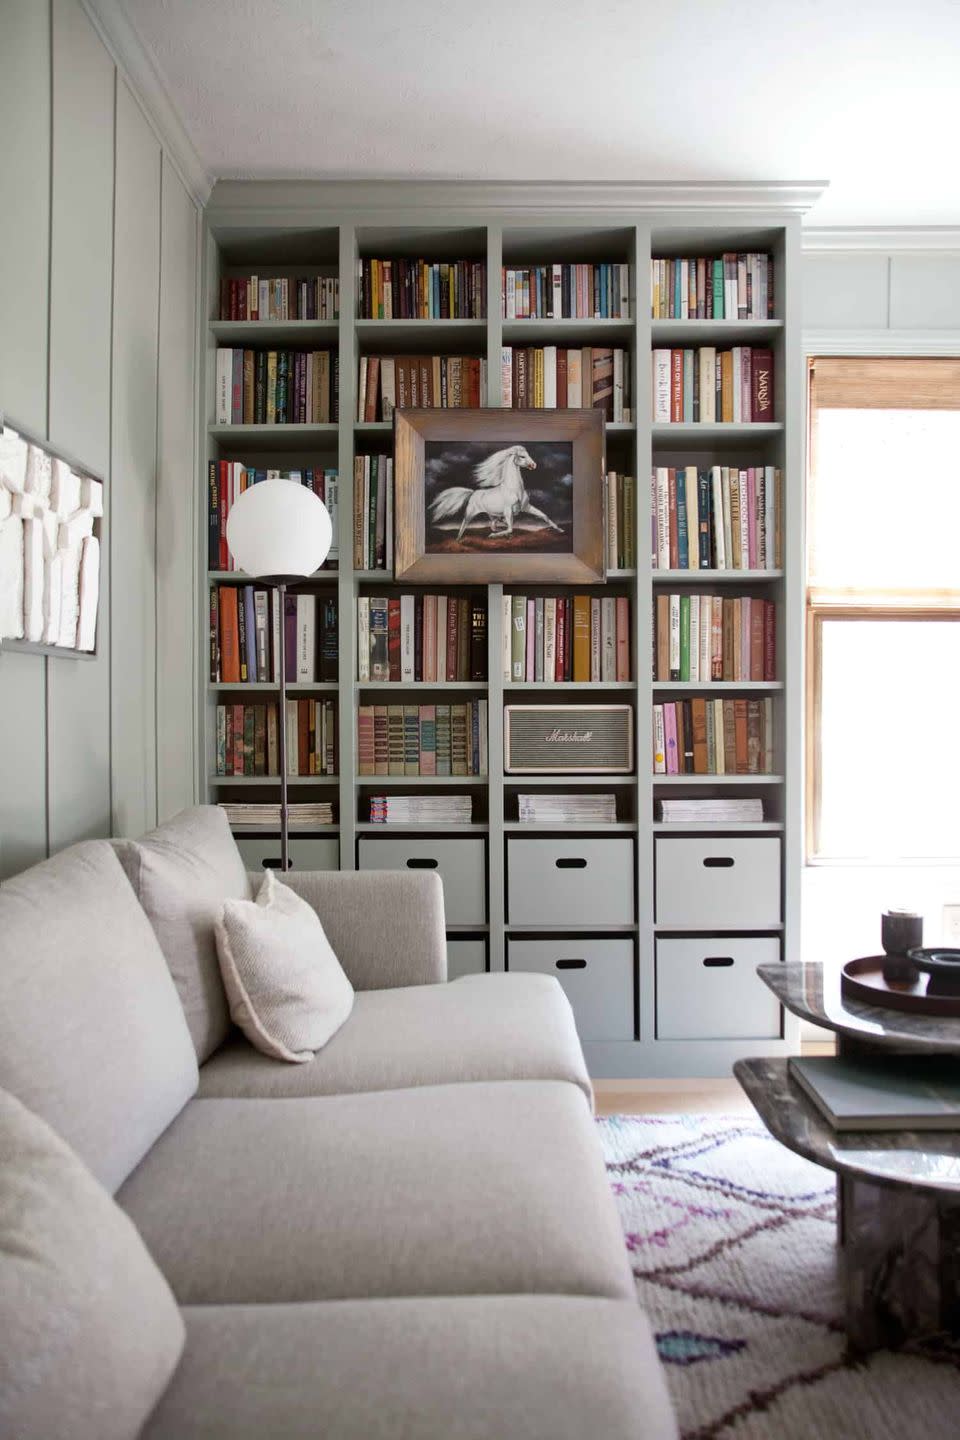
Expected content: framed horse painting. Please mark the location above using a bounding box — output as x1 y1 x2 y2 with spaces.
392 408 605 583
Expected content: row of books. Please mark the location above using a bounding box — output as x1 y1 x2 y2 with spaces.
366 795 473 824
500 346 631 420
358 259 486 319
215 348 339 425
517 794 618 824
211 587 338 685
358 355 486 421
207 464 339 572
357 595 487 683
653 595 776 683
655 798 765 822
653 698 774 776
651 465 782 572
606 471 636 571
650 254 773 321
352 455 393 571
651 347 773 423
502 594 631 684
219 801 336 829
219 274 339 321
215 700 338 777
501 264 630 319
357 702 488 776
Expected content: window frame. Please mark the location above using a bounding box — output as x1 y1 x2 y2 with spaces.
805 353 960 865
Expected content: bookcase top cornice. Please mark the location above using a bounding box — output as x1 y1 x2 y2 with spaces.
205 179 827 225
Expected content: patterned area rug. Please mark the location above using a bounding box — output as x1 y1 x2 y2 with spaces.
598 1113 960 1439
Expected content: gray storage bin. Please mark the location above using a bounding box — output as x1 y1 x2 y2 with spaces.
507 937 634 1040
446 938 487 980
236 835 340 873
506 838 634 927
655 836 781 928
656 935 781 1039
358 837 486 926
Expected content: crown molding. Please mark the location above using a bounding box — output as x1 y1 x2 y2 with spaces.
206 178 827 223
803 227 960 252
804 329 960 356
79 0 212 206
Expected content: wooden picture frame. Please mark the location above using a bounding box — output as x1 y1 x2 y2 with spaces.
393 408 605 583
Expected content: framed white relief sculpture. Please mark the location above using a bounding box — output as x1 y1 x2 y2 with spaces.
0 416 103 657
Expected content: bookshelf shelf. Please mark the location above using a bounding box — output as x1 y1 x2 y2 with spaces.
505 681 634 691
354 822 490 834
652 422 783 443
230 825 341 836
651 681 783 692
201 186 805 1080
208 569 338 582
209 775 340 787
501 318 634 344
353 775 487 786
653 774 784 786
356 318 486 345
651 319 783 345
355 680 488 691
652 821 785 833
653 569 783 583
210 319 339 344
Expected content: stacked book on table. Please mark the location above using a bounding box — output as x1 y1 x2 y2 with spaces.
367 795 473 825
517 794 618 825
655 798 764 823
218 802 335 829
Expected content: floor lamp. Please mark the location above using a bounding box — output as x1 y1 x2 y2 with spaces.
226 479 333 872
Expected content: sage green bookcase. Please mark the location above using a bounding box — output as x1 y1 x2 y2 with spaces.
199 181 822 1077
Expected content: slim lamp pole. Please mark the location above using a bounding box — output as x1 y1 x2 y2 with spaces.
276 579 289 873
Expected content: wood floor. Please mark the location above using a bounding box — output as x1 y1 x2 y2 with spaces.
592 1041 835 1116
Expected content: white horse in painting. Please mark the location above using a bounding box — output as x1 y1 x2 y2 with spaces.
428 444 563 541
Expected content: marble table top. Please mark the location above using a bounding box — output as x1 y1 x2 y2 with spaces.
735 1057 960 1195
758 962 960 1051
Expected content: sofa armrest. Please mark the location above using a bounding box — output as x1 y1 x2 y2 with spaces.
277 870 447 990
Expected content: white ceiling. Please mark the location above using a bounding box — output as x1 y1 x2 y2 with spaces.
116 0 960 225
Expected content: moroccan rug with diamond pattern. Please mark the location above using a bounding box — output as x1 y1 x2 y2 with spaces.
598 1113 960 1439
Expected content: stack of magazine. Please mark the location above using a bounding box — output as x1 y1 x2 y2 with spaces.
656 798 763 823
367 795 473 825
219 802 334 829
517 794 618 825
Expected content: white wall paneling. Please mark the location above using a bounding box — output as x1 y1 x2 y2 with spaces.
156 157 200 822
45 0 115 853
0 0 51 878
110 78 161 839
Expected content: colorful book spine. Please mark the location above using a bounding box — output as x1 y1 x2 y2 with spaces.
652 698 773 775
650 466 781 572
357 594 487 682
501 594 632 683
651 347 774 423
650 253 773 320
356 702 487 776
214 700 336 776
220 274 339 321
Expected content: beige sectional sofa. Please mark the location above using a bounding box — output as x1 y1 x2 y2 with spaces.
0 806 676 1439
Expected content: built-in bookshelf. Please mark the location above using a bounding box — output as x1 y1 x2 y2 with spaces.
199 185 814 1078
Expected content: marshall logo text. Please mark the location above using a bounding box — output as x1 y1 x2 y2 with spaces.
544 728 593 744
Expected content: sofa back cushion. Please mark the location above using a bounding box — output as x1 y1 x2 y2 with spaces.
114 806 251 1063
0 1087 185 1440
0 841 198 1192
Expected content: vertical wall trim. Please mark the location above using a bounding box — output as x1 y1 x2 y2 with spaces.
107 62 118 832
154 154 163 826
41 0 55 856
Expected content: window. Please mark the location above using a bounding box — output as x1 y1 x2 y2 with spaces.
806 357 960 862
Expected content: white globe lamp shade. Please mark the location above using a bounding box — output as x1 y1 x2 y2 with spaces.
225 478 332 579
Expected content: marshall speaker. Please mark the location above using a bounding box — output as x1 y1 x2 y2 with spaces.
504 705 634 774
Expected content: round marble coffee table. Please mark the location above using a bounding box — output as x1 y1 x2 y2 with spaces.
734 962 960 1353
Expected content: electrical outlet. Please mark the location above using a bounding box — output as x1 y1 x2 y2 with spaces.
942 904 960 946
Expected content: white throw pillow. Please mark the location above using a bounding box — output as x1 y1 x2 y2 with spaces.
214 870 354 1062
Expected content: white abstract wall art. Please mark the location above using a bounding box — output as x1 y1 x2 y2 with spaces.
0 421 102 656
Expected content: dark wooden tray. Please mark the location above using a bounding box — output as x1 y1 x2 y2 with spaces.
842 956 960 1018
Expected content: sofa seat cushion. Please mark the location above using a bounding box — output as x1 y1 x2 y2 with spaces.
118 1083 632 1306
143 1295 677 1440
198 972 592 1104
0 1089 185 1440
114 806 251 1064
0 841 198 1192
